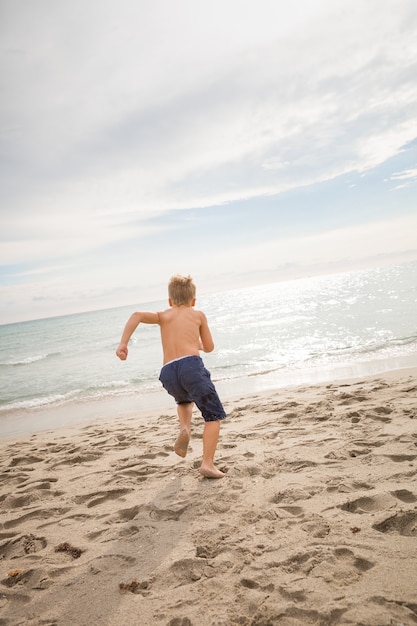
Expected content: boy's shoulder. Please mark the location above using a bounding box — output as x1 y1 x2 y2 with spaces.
159 306 206 319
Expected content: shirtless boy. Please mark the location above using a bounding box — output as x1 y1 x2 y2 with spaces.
116 275 226 478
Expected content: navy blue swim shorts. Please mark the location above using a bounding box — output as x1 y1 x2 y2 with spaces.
159 355 226 422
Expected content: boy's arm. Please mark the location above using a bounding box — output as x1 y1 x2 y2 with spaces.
116 311 159 360
199 312 215 353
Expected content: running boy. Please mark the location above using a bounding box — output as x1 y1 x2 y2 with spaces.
116 275 226 478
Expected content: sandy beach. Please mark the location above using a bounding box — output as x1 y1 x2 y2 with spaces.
1 368 417 626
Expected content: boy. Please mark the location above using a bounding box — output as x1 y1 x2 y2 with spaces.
116 275 226 478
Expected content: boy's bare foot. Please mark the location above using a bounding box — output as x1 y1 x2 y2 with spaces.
174 428 190 457
199 465 225 479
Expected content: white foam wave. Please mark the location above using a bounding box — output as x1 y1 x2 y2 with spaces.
1 352 60 367
0 379 160 413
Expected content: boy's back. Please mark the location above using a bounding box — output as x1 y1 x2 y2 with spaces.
158 306 214 363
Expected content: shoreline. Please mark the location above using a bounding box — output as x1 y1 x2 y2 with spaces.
1 356 417 440
0 366 416 625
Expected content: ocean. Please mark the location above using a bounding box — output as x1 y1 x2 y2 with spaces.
1 261 417 437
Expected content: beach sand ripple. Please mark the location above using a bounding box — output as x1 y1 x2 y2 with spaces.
1 369 417 625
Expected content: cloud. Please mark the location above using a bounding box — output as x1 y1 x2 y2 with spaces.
2 0 417 223
3 211 416 321
389 166 417 189
203 213 417 278
1 0 417 322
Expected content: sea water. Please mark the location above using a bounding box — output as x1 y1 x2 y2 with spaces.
1 261 416 436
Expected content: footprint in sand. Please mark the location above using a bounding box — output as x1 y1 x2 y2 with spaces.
338 490 417 530
18 477 59 490
195 541 223 559
139 450 171 459
73 487 132 508
167 617 192 626
326 480 373 493
382 453 417 462
239 577 274 593
113 505 140 522
276 505 304 517
372 510 417 536
89 553 136 575
312 546 375 587
277 459 318 472
148 501 191 521
337 393 369 405
338 494 394 514
0 534 47 559
232 462 261 478
9 455 44 467
49 451 103 468
149 483 194 521
390 489 417 503
3 508 70 530
279 547 325 575
111 459 172 483
279 544 374 583
270 487 315 504
301 515 331 538
245 605 345 626
367 406 394 423
1 566 53 591
1 493 43 509
167 556 220 586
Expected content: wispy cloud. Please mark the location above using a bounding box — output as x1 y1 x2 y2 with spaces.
389 167 417 189
1 0 417 322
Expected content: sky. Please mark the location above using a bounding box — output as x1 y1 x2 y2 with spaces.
1 0 417 324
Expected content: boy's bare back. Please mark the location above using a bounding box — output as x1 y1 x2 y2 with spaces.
158 305 214 363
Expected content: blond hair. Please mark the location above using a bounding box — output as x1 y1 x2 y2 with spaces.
168 274 196 305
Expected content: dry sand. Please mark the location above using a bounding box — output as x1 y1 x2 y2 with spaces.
1 368 417 626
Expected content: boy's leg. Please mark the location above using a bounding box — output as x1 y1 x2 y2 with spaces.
174 402 193 457
200 420 225 478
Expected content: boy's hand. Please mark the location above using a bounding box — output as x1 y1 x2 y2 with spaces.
116 344 128 360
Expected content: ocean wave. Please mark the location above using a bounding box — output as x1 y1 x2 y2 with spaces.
211 363 285 383
355 336 417 357
0 390 81 411
94 379 131 389
0 352 61 367
0 379 160 413
390 334 417 346
299 335 417 367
